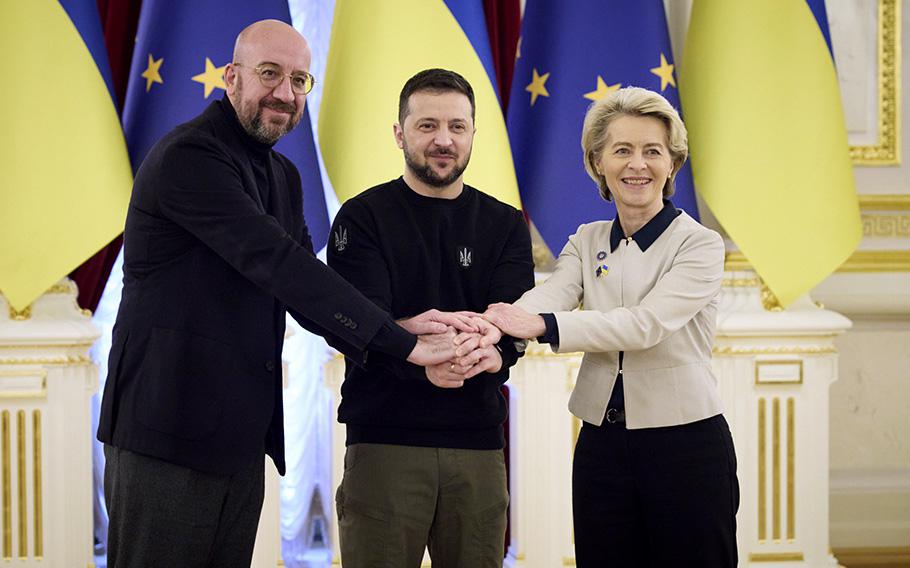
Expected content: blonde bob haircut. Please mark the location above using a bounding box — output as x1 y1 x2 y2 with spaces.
581 86 688 202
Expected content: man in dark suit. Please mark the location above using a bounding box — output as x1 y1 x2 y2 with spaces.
97 20 460 568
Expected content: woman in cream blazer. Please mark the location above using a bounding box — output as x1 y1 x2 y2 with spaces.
485 87 738 567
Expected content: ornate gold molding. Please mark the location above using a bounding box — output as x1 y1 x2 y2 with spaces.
725 250 910 273
850 0 901 165
760 284 784 312
838 250 910 272
0 356 92 366
7 305 31 321
1 411 9 560
749 552 805 562
32 411 42 560
862 213 910 237
787 397 796 541
759 398 767 541
722 277 761 288
16 411 25 559
860 195 910 236
859 194 910 211
714 345 837 356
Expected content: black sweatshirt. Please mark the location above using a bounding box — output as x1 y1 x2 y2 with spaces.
328 177 534 449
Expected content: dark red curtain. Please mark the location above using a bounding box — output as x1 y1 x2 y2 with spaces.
69 0 142 312
483 0 521 113
484 0 522 557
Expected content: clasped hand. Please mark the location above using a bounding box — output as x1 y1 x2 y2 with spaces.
400 309 503 388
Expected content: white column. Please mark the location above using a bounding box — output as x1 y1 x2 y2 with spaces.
716 271 849 567
504 342 582 568
0 280 98 567
323 355 435 567
250 343 291 568
323 355 345 567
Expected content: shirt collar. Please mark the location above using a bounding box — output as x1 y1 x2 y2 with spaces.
609 200 681 252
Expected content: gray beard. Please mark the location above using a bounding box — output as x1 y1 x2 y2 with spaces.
235 75 299 144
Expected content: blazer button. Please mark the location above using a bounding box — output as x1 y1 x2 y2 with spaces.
265 360 275 372
334 313 343 321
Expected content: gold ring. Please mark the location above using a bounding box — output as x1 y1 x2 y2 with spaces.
449 363 455 372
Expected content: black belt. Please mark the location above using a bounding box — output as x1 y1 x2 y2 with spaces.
605 407 625 424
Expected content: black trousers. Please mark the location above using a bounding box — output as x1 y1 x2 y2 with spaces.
572 414 739 568
103 445 265 568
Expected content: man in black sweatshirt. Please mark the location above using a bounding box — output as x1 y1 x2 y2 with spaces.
328 69 534 567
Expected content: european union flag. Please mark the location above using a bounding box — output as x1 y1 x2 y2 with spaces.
122 0 329 249
507 0 698 256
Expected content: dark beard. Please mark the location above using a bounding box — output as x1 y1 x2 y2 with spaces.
403 147 471 188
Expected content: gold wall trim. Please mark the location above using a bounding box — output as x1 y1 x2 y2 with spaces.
722 277 761 288
715 345 836 356
787 398 796 541
0 342 96 350
758 398 767 542
520 351 584 361
850 0 901 165
724 252 752 271
32 411 42 560
0 371 48 400
773 398 781 541
725 250 910 273
0 355 92 366
833 546 910 565
6 305 31 321
755 360 804 385
749 552 805 562
45 281 78 296
16 411 25 559
837 251 910 272
860 194 910 211
862 214 910 237
1 411 10 560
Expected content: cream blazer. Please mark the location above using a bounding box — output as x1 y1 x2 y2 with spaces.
516 212 725 429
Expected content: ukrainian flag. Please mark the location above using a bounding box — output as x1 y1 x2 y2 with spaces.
318 0 520 209
0 1 132 312
681 0 861 307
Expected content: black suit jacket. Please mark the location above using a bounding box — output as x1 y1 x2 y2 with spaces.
97 98 408 475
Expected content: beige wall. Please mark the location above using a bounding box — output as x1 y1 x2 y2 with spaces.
822 0 910 550
668 0 910 549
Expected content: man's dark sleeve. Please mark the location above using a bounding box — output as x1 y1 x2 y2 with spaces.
326 197 419 369
488 208 535 370
156 137 414 363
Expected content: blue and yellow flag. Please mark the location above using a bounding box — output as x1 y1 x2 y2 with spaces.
507 0 698 256
682 0 861 307
122 0 330 249
319 0 520 209
0 1 132 311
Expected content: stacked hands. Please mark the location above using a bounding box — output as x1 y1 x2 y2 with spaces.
402 304 546 388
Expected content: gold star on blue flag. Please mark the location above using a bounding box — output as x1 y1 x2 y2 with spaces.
507 0 698 256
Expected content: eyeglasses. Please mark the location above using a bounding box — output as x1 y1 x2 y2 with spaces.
233 62 315 95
